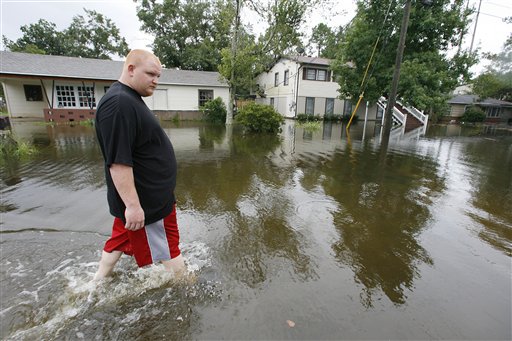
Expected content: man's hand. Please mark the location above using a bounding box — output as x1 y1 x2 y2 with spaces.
124 205 145 231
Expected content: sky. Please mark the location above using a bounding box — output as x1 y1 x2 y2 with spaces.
0 0 510 74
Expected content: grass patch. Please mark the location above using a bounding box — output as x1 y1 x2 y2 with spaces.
297 121 322 131
1 133 38 161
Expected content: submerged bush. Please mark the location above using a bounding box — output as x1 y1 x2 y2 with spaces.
236 102 284 133
1 134 38 160
462 106 486 123
200 97 227 124
296 113 322 122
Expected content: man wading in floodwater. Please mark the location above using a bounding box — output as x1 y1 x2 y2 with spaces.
93 49 186 279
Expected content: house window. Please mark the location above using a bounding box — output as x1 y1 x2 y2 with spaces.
23 85 43 101
317 69 327 81
343 100 352 116
56 85 76 107
104 86 110 94
198 89 214 107
306 68 316 80
274 72 279 86
486 107 500 118
284 70 289 86
270 98 275 107
303 67 330 81
305 97 315 115
77 86 96 108
325 98 334 115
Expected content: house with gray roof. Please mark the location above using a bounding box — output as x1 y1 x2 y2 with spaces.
446 94 512 124
0 51 229 122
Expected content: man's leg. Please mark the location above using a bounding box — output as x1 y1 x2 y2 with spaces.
161 254 186 275
94 250 123 280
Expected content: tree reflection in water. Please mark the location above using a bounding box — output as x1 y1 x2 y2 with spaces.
299 143 446 307
463 139 512 256
177 125 315 287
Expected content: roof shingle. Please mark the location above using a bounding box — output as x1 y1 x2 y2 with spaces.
0 50 227 87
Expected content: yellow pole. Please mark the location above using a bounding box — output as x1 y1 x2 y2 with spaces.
346 93 364 132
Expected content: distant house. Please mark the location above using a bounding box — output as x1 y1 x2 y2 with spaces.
446 94 512 124
254 56 380 120
0 51 229 122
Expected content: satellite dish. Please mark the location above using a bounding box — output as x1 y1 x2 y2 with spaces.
296 47 305 55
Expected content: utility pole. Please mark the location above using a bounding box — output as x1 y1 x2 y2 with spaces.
381 0 412 145
470 0 482 53
226 0 241 125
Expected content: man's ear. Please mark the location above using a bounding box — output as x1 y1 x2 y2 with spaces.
127 64 135 76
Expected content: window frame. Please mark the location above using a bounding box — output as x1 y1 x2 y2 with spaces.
23 84 43 102
274 72 279 87
198 89 214 107
486 106 500 118
325 98 335 115
284 70 289 86
305 97 315 115
77 86 96 108
55 85 77 108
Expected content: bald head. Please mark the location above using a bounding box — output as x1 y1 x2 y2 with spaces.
124 49 161 70
119 49 162 97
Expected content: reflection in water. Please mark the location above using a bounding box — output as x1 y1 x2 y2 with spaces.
296 140 444 306
1 120 511 340
463 139 512 255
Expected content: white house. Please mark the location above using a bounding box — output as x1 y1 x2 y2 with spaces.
0 51 229 122
255 56 379 120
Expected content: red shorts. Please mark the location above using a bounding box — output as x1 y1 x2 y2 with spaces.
103 205 181 267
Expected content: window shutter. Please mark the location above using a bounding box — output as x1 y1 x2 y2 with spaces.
303 68 307 80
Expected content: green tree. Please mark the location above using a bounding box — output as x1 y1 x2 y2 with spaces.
64 9 129 59
472 16 512 101
309 23 343 58
472 73 512 101
3 19 65 55
331 0 477 116
135 0 231 70
3 10 129 59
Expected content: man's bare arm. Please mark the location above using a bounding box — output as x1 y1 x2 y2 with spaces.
110 163 145 230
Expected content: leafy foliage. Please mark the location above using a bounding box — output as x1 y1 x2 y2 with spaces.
3 10 128 59
461 106 486 123
64 9 129 59
2 19 65 55
472 73 512 102
308 23 343 58
236 102 284 133
475 24 512 102
135 0 231 70
331 0 477 117
200 97 228 124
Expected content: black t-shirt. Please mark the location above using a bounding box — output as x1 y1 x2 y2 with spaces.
95 81 177 225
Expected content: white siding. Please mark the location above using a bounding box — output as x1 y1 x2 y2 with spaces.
2 78 229 118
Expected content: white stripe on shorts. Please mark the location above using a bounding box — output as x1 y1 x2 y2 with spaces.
145 219 171 263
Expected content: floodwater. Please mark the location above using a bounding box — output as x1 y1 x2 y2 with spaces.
1 119 511 340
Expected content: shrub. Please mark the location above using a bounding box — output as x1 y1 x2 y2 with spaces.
323 114 342 122
461 106 486 123
200 97 227 124
296 113 322 122
236 102 284 133
1 134 38 162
